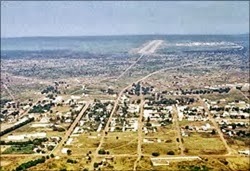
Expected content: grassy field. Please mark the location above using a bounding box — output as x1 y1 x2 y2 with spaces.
101 156 137 171
136 156 242 171
27 156 89 171
142 142 179 156
9 123 50 133
0 156 38 171
227 157 250 171
143 125 176 138
69 132 101 155
183 133 227 155
141 125 179 155
136 156 196 171
52 105 71 114
101 132 138 155
226 136 249 152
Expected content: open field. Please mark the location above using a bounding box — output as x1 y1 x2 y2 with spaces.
141 126 180 155
26 156 89 171
142 143 179 156
0 156 38 171
183 133 227 155
136 156 250 171
225 137 249 152
100 157 137 171
69 133 101 155
101 132 138 155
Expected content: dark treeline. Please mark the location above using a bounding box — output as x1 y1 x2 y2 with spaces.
15 157 46 171
0 117 34 136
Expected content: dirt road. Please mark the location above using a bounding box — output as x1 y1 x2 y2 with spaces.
53 101 91 155
91 63 194 169
172 105 185 155
133 90 145 171
197 96 233 155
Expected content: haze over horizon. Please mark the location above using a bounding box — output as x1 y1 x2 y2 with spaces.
1 1 249 38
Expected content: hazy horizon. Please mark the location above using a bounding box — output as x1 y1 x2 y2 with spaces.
2 33 249 39
1 1 249 37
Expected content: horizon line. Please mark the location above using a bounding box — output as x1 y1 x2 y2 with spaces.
1 33 249 39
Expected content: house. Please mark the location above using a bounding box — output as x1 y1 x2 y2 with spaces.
26 132 47 138
65 119 72 123
7 135 25 141
61 148 69 154
128 104 139 113
107 104 113 112
66 138 73 145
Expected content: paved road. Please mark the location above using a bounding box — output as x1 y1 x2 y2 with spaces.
53 101 91 155
116 40 163 81
137 40 163 54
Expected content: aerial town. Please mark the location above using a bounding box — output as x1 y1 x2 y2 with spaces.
1 1 249 171
1 37 249 171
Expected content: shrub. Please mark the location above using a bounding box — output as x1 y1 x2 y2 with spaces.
211 129 216 135
67 159 77 164
98 149 106 155
67 149 72 155
152 152 160 157
167 151 175 155
93 162 99 168
184 148 189 153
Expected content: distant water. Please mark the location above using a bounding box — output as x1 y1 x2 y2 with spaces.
1 34 249 55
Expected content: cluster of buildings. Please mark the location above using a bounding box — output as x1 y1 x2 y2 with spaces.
176 105 208 122
73 101 113 133
205 98 250 139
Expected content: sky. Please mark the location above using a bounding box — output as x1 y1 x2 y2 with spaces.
1 1 249 37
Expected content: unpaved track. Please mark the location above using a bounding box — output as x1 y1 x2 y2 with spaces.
53 102 91 155
116 53 145 80
172 105 185 155
133 89 144 171
197 95 233 155
2 84 15 102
